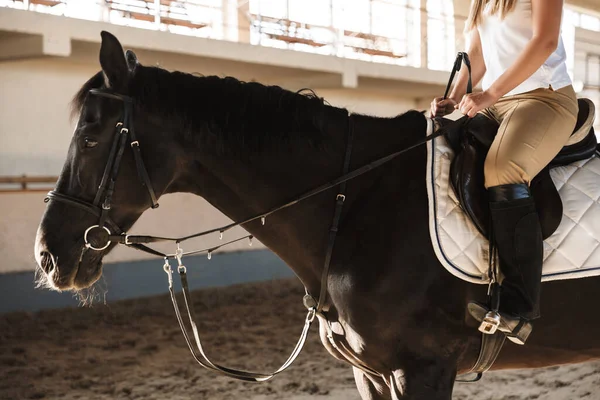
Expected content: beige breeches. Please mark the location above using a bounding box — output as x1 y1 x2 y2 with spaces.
481 85 579 188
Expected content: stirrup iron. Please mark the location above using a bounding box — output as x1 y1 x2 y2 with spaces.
478 282 502 335
478 310 501 334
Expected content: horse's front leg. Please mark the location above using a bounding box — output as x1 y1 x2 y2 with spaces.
353 367 392 400
353 361 456 400
389 354 457 400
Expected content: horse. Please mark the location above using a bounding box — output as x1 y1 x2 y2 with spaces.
34 31 600 399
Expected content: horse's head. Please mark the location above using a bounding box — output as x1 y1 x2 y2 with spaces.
35 32 176 291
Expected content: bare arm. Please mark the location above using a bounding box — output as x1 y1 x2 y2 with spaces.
486 0 563 98
449 28 487 102
457 0 565 117
431 28 486 116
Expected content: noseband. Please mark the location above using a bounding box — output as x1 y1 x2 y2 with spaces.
45 89 159 252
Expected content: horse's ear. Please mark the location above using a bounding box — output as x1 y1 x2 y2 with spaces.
99 31 129 90
125 49 139 72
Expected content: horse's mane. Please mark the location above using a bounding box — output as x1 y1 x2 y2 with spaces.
73 66 334 153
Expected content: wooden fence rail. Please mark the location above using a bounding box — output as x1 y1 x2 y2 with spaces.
0 176 58 193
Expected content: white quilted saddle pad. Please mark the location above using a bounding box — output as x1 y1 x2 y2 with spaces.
426 133 600 284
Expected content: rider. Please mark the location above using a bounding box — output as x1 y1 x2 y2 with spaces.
431 0 578 344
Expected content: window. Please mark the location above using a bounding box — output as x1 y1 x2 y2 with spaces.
581 13 600 32
249 0 420 65
563 8 600 79
427 0 455 71
586 54 600 87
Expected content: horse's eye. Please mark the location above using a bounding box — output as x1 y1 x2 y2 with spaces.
84 138 98 148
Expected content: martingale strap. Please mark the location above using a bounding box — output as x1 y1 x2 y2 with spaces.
164 260 316 381
158 115 357 381
316 114 354 313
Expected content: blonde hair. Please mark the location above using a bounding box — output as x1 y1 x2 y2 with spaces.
465 0 518 31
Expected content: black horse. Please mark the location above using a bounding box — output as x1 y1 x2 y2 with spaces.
35 31 600 399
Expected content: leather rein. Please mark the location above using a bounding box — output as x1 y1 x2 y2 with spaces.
44 71 469 381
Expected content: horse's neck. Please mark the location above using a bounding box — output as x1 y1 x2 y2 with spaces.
173 109 426 293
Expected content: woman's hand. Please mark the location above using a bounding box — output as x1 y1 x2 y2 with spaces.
456 91 500 118
430 97 458 117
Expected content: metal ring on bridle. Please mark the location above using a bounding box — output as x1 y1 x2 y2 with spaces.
83 225 112 251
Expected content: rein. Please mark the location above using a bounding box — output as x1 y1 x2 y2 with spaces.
44 67 467 382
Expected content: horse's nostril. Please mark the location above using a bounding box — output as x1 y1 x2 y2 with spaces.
40 251 55 274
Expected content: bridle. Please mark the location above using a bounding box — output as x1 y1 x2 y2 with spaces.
43 83 457 381
46 89 159 253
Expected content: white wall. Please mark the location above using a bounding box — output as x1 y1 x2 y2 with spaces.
0 59 90 175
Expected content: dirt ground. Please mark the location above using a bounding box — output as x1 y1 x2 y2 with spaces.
1 278 599 400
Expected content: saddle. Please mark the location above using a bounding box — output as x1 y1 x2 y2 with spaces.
442 98 598 240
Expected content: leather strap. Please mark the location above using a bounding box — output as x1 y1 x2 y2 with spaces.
443 52 473 101
456 331 506 382
316 114 355 313
93 122 123 206
45 191 123 236
88 89 159 210
321 312 381 377
128 117 159 208
163 260 316 382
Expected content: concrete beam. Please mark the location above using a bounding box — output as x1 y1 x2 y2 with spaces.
342 69 358 88
566 0 600 13
0 7 449 91
0 34 43 61
42 32 71 57
0 32 71 61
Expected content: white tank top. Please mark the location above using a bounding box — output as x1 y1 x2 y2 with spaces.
477 0 572 97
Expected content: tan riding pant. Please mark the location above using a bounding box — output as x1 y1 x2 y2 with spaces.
481 85 579 188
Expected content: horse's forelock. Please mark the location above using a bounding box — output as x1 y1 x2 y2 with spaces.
70 71 106 121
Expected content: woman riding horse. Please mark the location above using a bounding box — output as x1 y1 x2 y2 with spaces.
431 0 578 344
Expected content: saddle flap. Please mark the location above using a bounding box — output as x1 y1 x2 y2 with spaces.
446 114 565 240
530 168 563 239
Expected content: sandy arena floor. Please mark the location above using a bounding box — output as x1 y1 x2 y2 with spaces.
1 278 599 400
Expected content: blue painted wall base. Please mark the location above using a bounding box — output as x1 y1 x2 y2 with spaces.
0 250 294 314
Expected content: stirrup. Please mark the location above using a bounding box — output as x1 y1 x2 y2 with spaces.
468 302 533 345
478 310 501 335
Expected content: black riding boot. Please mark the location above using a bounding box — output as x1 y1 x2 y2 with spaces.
468 183 543 345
